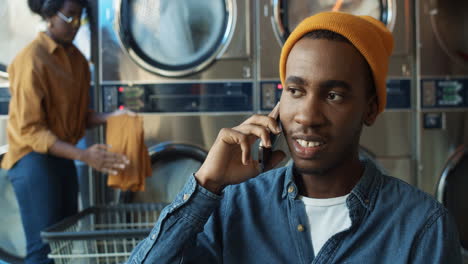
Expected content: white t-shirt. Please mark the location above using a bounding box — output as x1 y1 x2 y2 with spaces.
299 194 352 255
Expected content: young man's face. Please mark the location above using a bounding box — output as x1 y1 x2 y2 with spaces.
280 38 378 175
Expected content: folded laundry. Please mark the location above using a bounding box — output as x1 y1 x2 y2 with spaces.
106 114 152 192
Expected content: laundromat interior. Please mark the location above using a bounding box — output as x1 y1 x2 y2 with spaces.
0 0 467 263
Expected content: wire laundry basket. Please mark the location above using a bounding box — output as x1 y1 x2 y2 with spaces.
41 203 167 264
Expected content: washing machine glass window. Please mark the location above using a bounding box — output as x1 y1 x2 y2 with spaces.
116 0 235 77
0 0 43 78
119 143 207 204
436 146 468 253
429 0 468 67
272 0 394 44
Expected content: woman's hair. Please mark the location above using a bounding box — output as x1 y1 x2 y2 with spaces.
28 0 88 18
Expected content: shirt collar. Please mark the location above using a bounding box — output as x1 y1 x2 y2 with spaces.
38 32 60 54
349 159 382 211
281 159 382 212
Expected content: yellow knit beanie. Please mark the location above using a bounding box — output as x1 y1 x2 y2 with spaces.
279 12 394 114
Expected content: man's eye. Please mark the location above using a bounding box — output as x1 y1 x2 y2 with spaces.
287 87 303 97
327 92 343 101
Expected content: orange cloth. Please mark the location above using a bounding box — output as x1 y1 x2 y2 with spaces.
279 12 394 114
106 114 152 192
2 32 91 169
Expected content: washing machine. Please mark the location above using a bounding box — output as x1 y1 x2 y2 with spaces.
417 1 468 261
435 145 468 262
97 0 255 151
0 0 42 82
256 0 416 185
98 0 255 113
0 0 44 140
96 0 256 204
417 0 468 192
117 142 207 204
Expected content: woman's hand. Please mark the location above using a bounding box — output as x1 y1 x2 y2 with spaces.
195 103 285 194
79 144 130 175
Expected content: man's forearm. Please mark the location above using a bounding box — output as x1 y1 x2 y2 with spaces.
127 175 223 263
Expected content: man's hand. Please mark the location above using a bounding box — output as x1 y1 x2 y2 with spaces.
195 103 285 194
79 144 130 175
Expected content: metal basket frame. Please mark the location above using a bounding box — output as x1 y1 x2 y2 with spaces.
41 203 167 264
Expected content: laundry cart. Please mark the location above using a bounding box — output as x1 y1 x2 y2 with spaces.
41 203 166 264
40 142 207 264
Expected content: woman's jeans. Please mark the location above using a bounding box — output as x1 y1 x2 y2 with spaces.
8 152 78 264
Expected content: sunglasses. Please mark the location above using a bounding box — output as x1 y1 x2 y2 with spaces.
57 11 81 27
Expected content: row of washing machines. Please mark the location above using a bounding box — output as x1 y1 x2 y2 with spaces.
0 0 467 262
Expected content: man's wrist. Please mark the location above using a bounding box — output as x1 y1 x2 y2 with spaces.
194 173 224 195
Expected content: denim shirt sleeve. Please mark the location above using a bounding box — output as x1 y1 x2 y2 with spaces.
126 174 223 264
409 207 462 264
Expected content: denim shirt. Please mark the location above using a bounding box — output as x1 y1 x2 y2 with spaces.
127 161 462 264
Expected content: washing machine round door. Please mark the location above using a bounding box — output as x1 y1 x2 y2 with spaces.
116 0 235 77
0 1 43 78
436 145 468 258
429 0 468 67
271 0 396 44
120 142 207 204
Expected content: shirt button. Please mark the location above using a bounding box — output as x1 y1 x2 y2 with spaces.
297 224 304 232
183 194 190 201
288 186 295 193
365 199 370 204
151 234 156 240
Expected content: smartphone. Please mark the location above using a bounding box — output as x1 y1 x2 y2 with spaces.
258 116 282 172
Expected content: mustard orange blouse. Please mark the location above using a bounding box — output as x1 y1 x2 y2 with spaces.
2 32 91 169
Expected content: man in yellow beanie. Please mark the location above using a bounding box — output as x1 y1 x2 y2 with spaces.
128 12 461 263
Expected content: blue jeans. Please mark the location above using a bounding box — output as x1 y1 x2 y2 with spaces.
8 152 78 264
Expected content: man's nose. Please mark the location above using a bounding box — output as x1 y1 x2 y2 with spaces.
293 95 327 127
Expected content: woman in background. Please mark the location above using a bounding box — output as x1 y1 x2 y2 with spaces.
2 1 129 263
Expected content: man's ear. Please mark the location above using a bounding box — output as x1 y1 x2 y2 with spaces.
364 95 378 126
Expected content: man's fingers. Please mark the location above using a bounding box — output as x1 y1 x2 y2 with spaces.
220 128 252 166
241 114 281 135
268 102 280 119
234 124 272 148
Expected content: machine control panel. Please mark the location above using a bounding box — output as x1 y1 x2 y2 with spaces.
260 79 412 111
386 79 411 109
260 81 283 111
421 78 468 108
103 82 253 113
